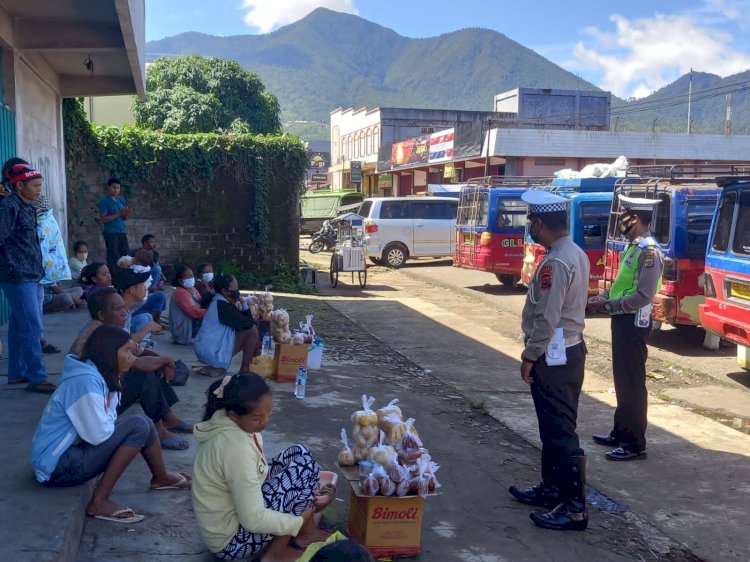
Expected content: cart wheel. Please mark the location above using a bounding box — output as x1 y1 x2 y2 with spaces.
329 255 339 288
358 268 367 288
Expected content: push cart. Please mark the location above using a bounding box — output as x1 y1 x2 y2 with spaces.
329 212 367 289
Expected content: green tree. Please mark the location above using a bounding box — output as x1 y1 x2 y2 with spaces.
133 55 281 135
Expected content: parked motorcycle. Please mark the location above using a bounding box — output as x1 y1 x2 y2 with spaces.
309 220 337 253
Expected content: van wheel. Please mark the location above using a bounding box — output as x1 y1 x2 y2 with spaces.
496 274 519 287
383 244 408 268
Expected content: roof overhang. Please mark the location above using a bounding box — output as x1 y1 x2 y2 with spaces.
0 0 145 98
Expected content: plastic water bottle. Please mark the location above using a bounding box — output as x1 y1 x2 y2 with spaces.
294 366 307 399
261 334 271 356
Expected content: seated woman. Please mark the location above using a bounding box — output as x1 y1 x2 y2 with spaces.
169 265 206 345
68 240 89 282
195 262 215 300
193 373 329 561
31 325 190 524
80 262 112 300
194 274 258 376
128 249 167 325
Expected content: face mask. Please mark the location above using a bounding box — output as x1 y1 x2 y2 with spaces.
228 289 241 301
529 219 542 244
76 252 88 261
202 272 214 283
182 277 196 288
619 214 637 236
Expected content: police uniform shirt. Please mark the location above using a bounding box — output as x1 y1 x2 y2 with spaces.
521 235 591 362
603 231 664 315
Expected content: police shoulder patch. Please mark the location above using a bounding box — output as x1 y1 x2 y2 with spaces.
643 249 655 268
539 264 553 290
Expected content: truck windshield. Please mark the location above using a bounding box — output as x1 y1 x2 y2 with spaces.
686 200 717 259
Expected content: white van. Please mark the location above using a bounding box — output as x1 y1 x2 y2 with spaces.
358 197 458 268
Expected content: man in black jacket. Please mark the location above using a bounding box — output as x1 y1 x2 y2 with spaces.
0 165 55 393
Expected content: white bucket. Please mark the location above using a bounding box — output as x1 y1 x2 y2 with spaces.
307 342 324 370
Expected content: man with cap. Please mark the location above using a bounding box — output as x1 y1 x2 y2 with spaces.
112 267 159 339
588 195 664 461
0 164 56 393
509 190 590 531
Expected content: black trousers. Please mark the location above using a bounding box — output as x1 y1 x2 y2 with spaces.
103 232 130 271
610 314 651 451
118 370 178 424
530 342 586 486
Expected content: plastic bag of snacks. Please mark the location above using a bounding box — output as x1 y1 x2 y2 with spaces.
368 430 395 467
352 395 379 456
373 463 396 496
271 309 292 344
338 428 355 467
377 399 402 428
360 470 379 496
400 418 422 450
298 314 315 344
408 457 430 498
426 461 441 492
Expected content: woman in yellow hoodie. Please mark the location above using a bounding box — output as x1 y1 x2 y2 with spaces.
192 373 330 561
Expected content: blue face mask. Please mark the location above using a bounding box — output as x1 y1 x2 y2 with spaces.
202 272 214 283
182 277 196 288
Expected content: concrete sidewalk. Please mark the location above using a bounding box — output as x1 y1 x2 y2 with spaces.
0 285 726 561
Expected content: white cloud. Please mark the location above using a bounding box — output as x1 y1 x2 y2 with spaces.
241 0 358 33
572 12 750 98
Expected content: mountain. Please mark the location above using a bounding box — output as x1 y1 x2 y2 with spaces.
146 8 603 138
147 8 750 139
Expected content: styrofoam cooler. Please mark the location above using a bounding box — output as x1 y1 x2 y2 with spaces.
307 341 324 370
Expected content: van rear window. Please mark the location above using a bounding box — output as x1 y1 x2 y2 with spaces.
358 201 373 219
497 199 526 229
686 200 717 258
732 190 750 256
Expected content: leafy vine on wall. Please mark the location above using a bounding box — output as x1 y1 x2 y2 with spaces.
62 98 307 261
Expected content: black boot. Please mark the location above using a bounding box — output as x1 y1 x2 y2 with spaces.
509 481 560 508
530 455 588 531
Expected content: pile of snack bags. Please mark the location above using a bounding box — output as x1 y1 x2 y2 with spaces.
338 396 440 498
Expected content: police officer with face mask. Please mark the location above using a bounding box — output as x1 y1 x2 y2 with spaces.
509 190 591 531
588 195 664 461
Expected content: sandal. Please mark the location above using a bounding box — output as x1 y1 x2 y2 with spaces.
7 377 29 385
160 436 190 450
88 507 144 524
25 381 57 394
150 472 191 490
314 483 337 513
41 342 61 354
165 422 193 434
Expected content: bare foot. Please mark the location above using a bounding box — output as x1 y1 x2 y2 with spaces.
260 545 302 562
294 527 332 548
86 497 129 518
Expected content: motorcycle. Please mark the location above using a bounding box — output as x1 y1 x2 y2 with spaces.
309 220 337 253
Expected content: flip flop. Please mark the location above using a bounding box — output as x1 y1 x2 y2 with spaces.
165 422 193 434
314 483 337 513
25 381 57 394
150 472 191 491
160 436 189 450
89 507 145 524
7 377 29 385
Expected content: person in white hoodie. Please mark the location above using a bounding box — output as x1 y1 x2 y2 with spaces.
192 373 329 562
31 324 191 524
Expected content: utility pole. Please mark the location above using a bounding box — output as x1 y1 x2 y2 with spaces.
687 68 693 134
725 92 733 135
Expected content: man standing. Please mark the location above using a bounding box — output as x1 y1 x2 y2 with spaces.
588 196 664 461
509 190 590 531
98 177 132 271
0 165 55 392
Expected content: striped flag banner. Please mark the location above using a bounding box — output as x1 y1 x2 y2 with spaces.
429 128 455 163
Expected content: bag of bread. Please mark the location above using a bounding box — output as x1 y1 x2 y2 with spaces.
377 399 402 429
382 413 407 446
426 461 441 492
385 452 409 484
372 464 396 497
360 471 379 496
368 430 395 466
352 395 377 426
408 457 430 498
400 418 423 450
338 428 355 467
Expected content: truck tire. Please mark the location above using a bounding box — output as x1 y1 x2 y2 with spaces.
495 274 519 287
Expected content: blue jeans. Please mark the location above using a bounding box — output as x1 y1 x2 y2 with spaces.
0 282 47 383
150 263 162 288
133 292 166 316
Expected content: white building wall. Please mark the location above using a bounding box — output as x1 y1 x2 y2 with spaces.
14 57 67 244
489 128 750 161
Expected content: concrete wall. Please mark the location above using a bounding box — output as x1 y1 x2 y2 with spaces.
14 56 67 243
67 159 300 275
84 95 136 126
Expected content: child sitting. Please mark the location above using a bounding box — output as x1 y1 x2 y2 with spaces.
192 373 330 561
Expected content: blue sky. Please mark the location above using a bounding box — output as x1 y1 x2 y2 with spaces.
146 0 750 99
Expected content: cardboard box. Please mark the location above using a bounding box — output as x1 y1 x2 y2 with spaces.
273 343 309 382
346 480 425 557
